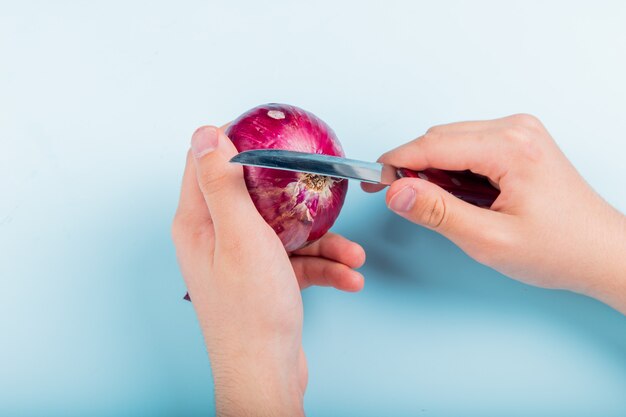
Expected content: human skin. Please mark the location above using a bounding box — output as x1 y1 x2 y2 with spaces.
173 115 626 415
171 126 365 417
363 114 626 314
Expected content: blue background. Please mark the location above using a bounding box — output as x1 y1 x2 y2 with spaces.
2 1 626 416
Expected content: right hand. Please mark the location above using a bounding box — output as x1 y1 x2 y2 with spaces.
364 114 626 313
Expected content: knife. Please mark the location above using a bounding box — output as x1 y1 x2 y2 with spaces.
230 149 499 208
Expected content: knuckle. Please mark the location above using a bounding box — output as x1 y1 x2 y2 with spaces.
426 125 443 135
377 150 391 163
171 215 190 245
198 170 230 197
503 124 528 143
379 136 424 164
415 194 448 229
170 219 183 243
502 124 543 161
420 130 441 145
171 212 212 244
508 113 542 130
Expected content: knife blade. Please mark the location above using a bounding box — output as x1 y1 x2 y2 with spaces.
230 149 399 184
229 149 500 207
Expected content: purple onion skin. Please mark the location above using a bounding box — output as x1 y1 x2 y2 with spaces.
226 104 348 252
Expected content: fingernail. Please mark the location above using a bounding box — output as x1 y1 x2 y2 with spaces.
388 186 416 213
191 126 218 158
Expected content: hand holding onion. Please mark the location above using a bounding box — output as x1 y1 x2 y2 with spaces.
173 106 626 416
226 103 349 251
172 124 365 415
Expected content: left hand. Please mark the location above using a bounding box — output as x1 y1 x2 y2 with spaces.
172 126 365 416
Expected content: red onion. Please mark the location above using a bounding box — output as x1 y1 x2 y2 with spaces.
226 104 348 251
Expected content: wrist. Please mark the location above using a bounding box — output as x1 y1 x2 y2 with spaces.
584 211 626 314
210 349 304 417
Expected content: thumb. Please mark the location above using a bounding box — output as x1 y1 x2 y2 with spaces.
385 177 508 247
190 125 262 239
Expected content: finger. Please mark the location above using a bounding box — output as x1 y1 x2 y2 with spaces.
172 150 214 251
298 347 308 393
291 232 366 268
363 126 506 193
424 118 507 134
361 118 510 194
290 256 365 292
378 130 511 181
360 118 500 194
190 126 264 241
361 182 387 193
172 151 215 302
385 177 511 248
174 150 212 225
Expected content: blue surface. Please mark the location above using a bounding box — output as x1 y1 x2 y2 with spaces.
1 1 626 416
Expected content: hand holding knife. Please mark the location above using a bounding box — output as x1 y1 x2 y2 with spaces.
230 150 500 208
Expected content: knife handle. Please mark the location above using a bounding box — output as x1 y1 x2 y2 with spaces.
396 167 500 208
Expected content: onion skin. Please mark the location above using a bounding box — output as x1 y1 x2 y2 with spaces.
226 104 348 251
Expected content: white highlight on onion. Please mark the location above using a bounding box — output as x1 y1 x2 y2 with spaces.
268 110 285 120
